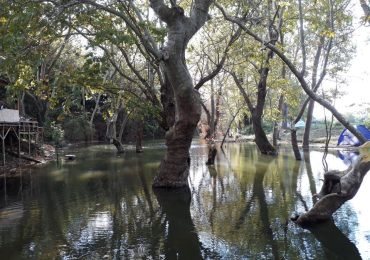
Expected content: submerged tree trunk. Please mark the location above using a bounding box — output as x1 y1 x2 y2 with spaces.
252 114 277 155
106 111 125 153
151 0 212 188
292 150 370 227
231 67 278 156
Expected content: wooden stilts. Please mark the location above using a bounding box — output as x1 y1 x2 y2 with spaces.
28 125 30 155
2 126 5 166
35 128 38 157
18 126 20 158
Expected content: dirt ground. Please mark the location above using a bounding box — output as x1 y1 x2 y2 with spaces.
0 144 55 176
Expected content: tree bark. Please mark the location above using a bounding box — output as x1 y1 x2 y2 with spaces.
252 112 277 155
151 0 213 188
292 153 370 227
106 110 125 153
303 99 315 147
159 73 176 131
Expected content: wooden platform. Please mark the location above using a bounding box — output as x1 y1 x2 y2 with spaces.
0 109 43 166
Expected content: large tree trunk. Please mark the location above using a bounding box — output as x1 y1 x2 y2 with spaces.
151 0 212 188
159 73 176 131
292 150 370 227
152 71 201 187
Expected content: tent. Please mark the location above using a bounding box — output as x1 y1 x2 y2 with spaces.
278 120 305 128
337 151 359 165
337 125 370 146
295 120 305 128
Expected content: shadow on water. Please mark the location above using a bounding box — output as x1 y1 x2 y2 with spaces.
0 141 369 259
153 187 204 260
308 220 362 260
297 149 363 260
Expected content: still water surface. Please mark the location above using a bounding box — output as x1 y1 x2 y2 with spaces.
1 140 370 259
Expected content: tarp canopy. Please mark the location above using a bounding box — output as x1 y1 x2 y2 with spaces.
337 151 359 165
337 125 370 146
295 120 305 128
278 120 305 128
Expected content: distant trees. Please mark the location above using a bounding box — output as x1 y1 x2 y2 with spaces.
1 0 369 187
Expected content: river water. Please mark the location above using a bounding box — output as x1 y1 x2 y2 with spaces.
1 140 370 259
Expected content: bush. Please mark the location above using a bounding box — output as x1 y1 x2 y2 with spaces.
44 121 65 147
63 114 91 142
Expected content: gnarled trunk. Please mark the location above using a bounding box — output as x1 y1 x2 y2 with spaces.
150 0 212 188
159 74 176 131
293 150 370 227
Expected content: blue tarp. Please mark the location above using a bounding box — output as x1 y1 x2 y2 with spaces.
337 151 359 165
337 125 370 146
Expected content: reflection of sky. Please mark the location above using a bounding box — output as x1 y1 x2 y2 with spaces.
2 142 370 259
66 211 113 257
294 151 370 259
189 145 370 259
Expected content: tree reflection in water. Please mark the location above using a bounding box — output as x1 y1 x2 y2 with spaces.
0 142 369 259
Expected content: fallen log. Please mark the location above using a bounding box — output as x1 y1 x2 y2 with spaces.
292 142 370 227
6 150 43 163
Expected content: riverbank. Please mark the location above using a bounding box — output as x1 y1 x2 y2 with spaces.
216 124 361 151
0 144 55 175
0 124 359 174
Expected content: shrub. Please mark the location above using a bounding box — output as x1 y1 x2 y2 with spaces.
44 121 65 147
63 114 91 142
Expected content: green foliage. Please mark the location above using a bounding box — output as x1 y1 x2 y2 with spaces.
44 120 65 147
62 114 91 142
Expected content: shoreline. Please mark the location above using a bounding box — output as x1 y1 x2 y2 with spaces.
1 138 361 176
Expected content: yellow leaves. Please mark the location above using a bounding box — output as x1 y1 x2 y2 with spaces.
321 30 335 38
277 1 291 7
0 17 6 23
42 85 48 90
57 115 65 121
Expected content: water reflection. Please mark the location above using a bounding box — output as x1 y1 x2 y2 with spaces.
0 141 369 259
309 220 362 260
338 150 359 165
154 188 205 259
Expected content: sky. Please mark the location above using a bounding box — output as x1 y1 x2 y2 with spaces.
313 3 369 120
